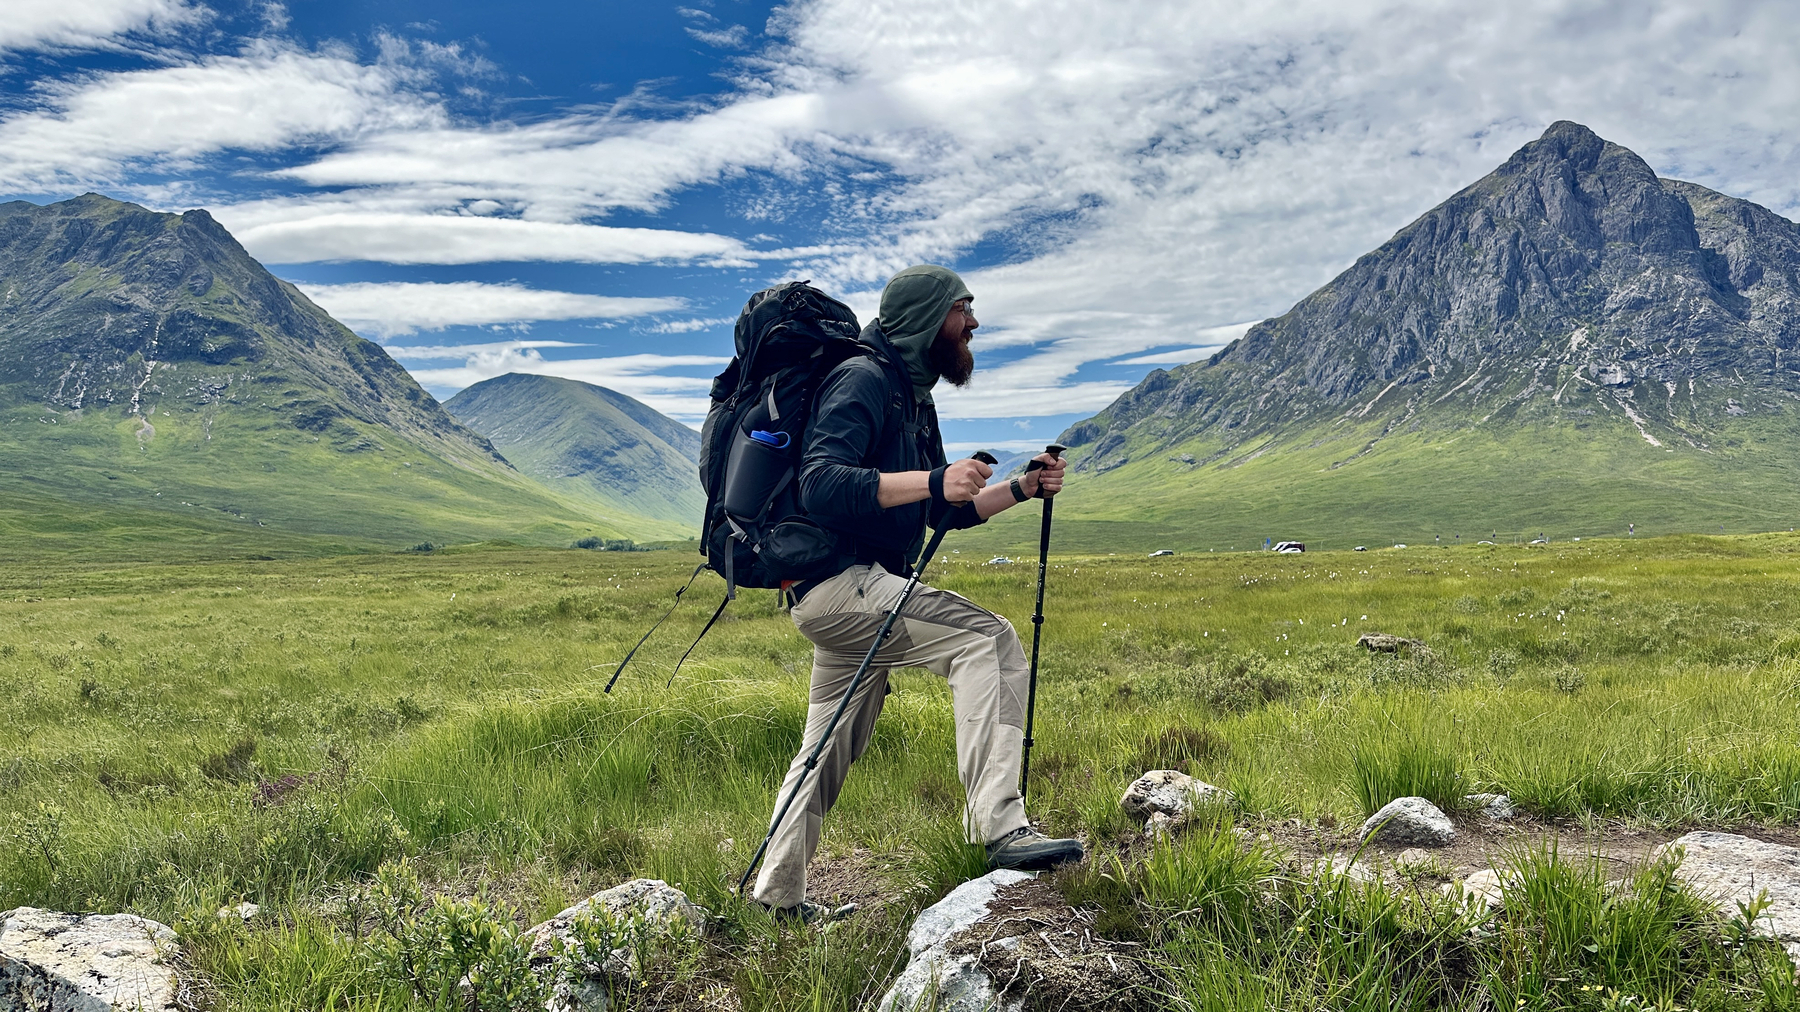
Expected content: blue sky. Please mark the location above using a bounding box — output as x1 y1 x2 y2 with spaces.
4 1 1799 451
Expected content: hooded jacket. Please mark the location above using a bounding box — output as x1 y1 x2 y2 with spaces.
797 308 984 581
876 264 974 403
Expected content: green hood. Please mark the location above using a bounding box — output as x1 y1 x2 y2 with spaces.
877 265 972 403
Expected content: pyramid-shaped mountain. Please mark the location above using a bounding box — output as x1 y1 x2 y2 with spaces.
445 374 704 526
0 194 687 550
1049 122 1800 548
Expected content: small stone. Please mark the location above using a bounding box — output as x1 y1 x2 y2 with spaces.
216 902 259 922
1358 797 1456 847
1313 855 1379 885
1394 848 1433 869
1657 832 1800 966
1 907 179 1010
1449 868 1508 909
1464 792 1516 821
1120 770 1234 823
1143 811 1182 840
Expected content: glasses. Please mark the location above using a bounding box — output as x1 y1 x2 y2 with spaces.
951 301 975 316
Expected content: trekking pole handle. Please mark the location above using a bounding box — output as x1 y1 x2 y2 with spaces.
971 450 999 466
1022 444 1065 496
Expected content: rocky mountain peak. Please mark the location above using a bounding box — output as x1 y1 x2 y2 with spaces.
1063 121 1800 471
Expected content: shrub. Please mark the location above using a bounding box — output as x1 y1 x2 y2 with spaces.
1194 654 1293 714
1553 664 1587 695
408 542 435 552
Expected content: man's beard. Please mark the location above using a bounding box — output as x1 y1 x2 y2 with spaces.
930 334 975 387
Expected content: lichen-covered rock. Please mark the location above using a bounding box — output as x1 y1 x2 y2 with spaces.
1311 855 1380 885
1120 770 1233 823
521 878 708 1009
1357 633 1424 652
1358 797 1456 847
1657 832 1800 966
879 870 1033 1012
0 907 180 1011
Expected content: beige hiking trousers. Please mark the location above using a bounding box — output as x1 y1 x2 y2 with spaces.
751 563 1031 909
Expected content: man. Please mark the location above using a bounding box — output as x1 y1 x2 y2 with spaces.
751 264 1083 921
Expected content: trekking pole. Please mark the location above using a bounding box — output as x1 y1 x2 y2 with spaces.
1018 444 1064 801
738 451 998 898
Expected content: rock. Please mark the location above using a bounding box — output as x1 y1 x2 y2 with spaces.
522 878 708 1009
216 902 259 922
1357 633 1424 652
1464 793 1516 821
1120 770 1234 823
0 907 180 1011
1359 797 1456 847
1657 832 1800 965
1143 810 1181 840
1445 868 1508 910
1311 855 1379 885
879 870 1034 1012
1393 848 1439 872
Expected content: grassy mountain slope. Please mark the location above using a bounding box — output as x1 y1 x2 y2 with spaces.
1009 122 1800 553
0 194 686 553
444 373 703 529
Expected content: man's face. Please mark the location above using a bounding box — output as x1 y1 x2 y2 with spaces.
930 298 977 387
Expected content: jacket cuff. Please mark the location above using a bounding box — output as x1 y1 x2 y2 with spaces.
927 465 949 508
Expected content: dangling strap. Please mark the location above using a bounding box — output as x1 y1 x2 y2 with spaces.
668 593 732 687
604 563 705 693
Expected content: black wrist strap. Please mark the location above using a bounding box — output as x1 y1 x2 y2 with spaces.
928 465 949 507
1009 477 1029 502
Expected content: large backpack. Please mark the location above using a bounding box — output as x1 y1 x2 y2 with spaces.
605 281 879 692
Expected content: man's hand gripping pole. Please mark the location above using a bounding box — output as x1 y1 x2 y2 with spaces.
737 451 998 900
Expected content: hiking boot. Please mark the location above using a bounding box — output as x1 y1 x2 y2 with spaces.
986 827 1084 871
757 899 858 926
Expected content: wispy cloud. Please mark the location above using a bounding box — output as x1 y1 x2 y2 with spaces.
227 210 756 266
298 281 685 337
0 0 201 53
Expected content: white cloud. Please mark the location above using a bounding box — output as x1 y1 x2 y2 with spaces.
0 41 435 189
233 211 752 265
406 344 731 419
1114 322 1258 365
0 0 199 53
383 339 584 360
297 281 686 337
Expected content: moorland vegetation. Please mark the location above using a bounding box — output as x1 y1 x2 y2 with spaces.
3 534 1798 1008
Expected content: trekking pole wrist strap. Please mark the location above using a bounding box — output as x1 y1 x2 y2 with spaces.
927 465 949 507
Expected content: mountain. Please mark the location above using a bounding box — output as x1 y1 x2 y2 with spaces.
444 374 704 527
0 194 687 551
1033 122 1800 550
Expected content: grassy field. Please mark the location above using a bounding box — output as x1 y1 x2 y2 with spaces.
3 534 1799 1009
990 410 1800 557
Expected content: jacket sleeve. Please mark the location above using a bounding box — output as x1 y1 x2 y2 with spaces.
929 498 987 531
798 362 887 519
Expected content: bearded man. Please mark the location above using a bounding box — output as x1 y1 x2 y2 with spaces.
751 265 1081 922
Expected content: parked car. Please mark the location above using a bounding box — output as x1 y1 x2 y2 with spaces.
1272 541 1304 553
1393 544 1407 549
1353 545 1368 551
1149 549 1175 557
986 556 1014 565
1477 540 1495 545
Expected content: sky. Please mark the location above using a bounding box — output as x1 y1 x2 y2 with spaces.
3 1 1799 452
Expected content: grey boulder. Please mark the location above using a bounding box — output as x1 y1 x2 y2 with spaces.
1358 797 1456 847
878 870 1034 1012
1464 793 1517 821
0 907 180 1011
1658 832 1800 966
1120 770 1234 825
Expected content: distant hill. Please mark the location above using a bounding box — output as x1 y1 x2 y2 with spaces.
445 373 703 527
0 194 687 551
1014 121 1800 551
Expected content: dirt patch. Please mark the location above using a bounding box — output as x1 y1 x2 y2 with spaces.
806 846 912 912
1247 813 1800 890
945 876 1162 1012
